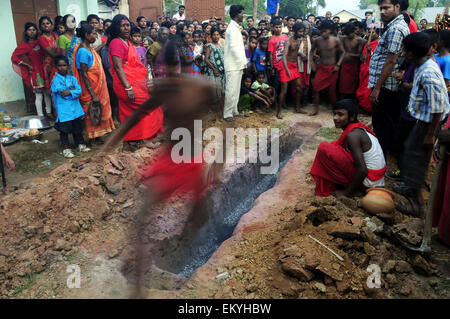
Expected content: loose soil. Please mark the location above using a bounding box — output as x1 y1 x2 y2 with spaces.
1 105 449 299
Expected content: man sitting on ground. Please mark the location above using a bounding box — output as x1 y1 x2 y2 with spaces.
310 99 387 197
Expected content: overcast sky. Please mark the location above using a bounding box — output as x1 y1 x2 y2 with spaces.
317 0 361 16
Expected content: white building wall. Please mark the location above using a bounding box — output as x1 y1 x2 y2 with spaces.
0 1 25 104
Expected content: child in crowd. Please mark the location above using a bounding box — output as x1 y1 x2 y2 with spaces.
253 37 269 76
193 30 206 74
389 29 444 179
260 29 269 38
238 73 271 115
87 14 106 52
193 30 204 60
142 30 153 49
258 20 267 30
435 30 450 94
268 19 288 117
219 30 226 45
251 71 276 111
248 28 258 38
56 21 66 35
51 56 90 158
131 27 147 66
245 36 257 73
395 32 449 216
242 32 248 46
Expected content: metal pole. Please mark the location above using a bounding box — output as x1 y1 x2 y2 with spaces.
0 144 6 189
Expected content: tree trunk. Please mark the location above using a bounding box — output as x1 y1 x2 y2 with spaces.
253 0 258 20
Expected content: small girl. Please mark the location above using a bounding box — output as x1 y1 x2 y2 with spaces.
56 22 66 35
131 27 147 66
51 56 90 158
192 30 204 61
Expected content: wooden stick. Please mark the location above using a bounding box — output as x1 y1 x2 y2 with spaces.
308 235 344 261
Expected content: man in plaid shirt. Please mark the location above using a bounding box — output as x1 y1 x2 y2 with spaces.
368 0 410 155
396 32 450 216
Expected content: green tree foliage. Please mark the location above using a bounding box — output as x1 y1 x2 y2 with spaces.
224 0 266 16
427 0 450 6
164 0 182 16
360 0 449 10
279 0 326 18
224 0 326 19
359 0 371 9
359 0 428 19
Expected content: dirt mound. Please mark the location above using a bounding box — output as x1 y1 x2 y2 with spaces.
210 196 446 299
0 147 160 297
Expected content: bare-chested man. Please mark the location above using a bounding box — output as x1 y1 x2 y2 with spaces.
310 20 345 116
279 23 307 117
339 23 366 97
102 40 223 298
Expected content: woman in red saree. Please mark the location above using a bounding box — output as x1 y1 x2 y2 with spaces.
11 22 48 116
38 16 60 119
72 23 115 145
356 29 379 112
433 118 450 247
109 15 164 151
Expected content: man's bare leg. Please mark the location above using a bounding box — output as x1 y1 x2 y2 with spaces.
310 91 320 116
294 79 307 114
132 194 158 299
279 82 288 109
276 100 283 119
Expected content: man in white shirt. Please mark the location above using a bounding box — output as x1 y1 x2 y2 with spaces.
172 5 186 21
223 4 247 121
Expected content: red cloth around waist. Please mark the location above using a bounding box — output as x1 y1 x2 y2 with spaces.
367 167 387 181
339 62 359 94
140 148 206 202
313 64 338 92
279 61 301 82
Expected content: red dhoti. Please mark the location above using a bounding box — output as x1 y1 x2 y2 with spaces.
310 122 386 197
433 158 450 246
279 62 301 83
356 62 372 112
140 148 207 203
339 62 359 95
356 40 379 112
313 64 338 104
300 61 311 89
310 142 356 197
433 120 450 247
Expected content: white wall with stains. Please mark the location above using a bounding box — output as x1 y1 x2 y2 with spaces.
0 1 25 104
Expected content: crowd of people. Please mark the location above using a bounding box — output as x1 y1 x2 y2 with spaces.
308 0 450 247
6 1 450 245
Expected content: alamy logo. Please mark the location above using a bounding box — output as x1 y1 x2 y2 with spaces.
366 264 381 289
171 120 280 174
67 264 81 289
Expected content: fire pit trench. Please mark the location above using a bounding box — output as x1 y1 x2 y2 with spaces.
156 122 322 278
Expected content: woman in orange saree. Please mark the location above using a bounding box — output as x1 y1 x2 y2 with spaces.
72 23 115 144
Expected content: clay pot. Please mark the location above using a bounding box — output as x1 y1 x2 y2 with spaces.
361 188 395 215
